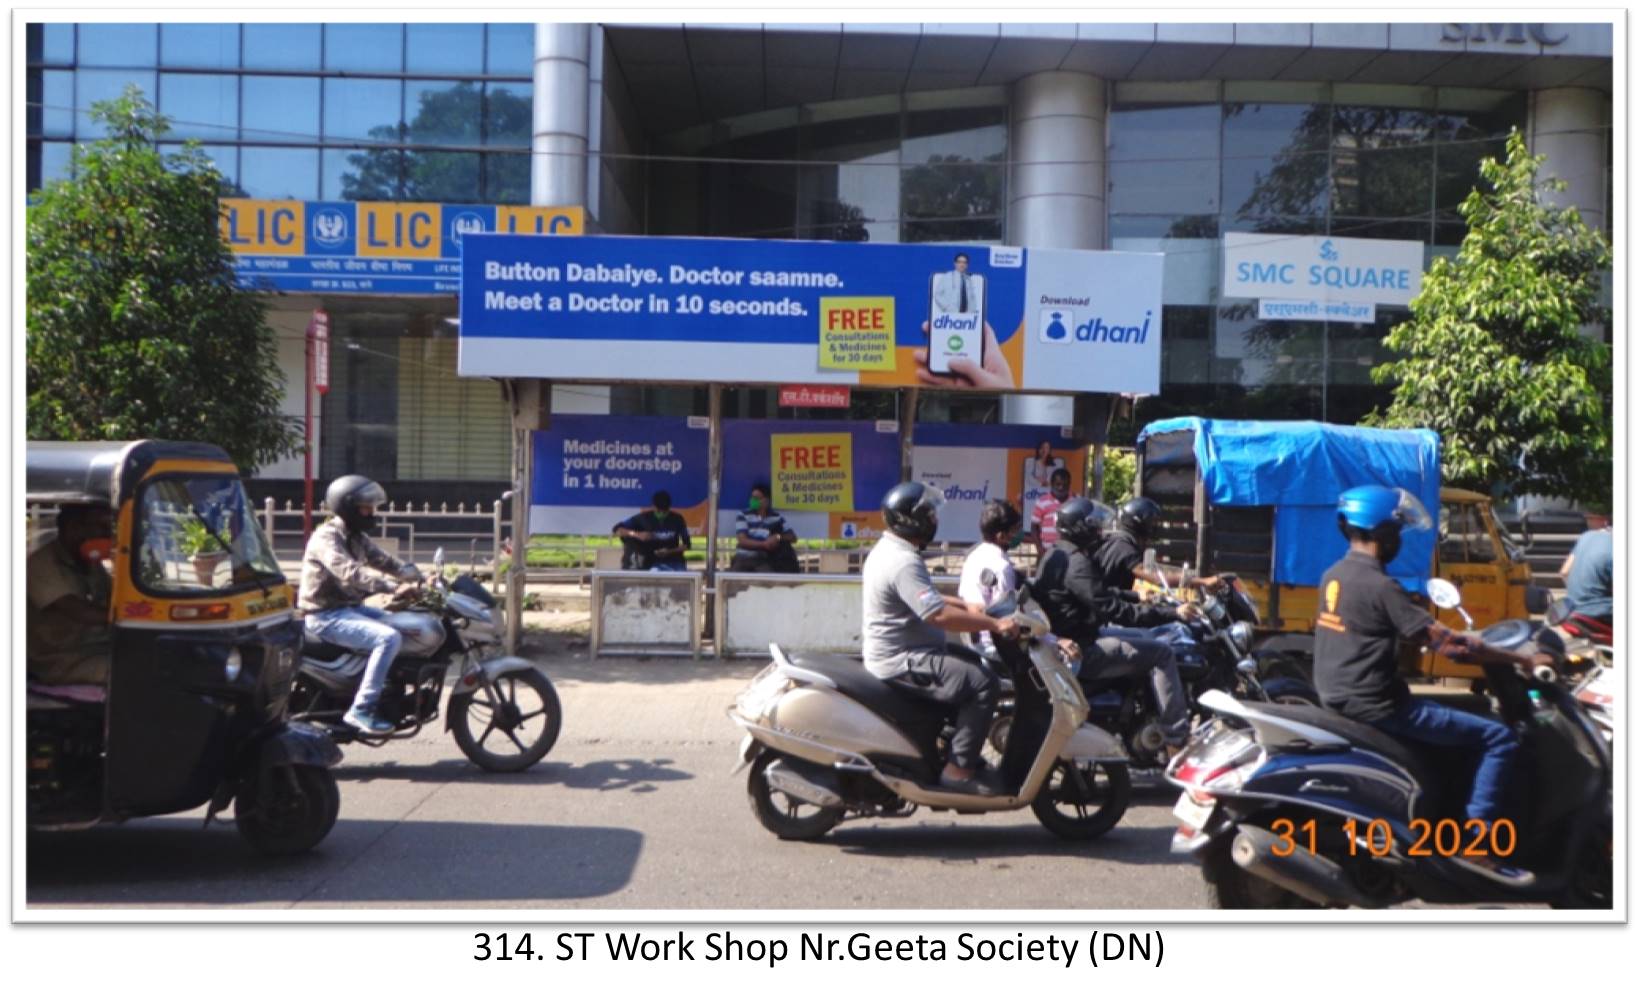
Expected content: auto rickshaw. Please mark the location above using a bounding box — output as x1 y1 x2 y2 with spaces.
25 440 341 855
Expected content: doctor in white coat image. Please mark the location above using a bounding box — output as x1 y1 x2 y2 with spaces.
931 252 985 315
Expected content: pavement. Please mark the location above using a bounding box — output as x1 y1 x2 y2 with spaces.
25 617 1208 911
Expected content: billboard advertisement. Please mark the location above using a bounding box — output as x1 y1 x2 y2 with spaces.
459 235 1163 394
220 199 582 295
912 424 1087 543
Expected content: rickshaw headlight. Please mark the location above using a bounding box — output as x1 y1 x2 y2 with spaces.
224 648 243 682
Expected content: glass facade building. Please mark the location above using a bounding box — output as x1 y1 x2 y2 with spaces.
25 22 1614 500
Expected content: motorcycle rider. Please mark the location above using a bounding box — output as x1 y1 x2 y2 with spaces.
299 475 422 735
1033 497 1196 754
863 482 1019 795
1316 485 1533 886
1096 496 1219 597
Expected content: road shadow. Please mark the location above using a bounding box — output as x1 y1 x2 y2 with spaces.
826 822 1187 867
333 756 694 793
544 656 765 686
27 818 642 906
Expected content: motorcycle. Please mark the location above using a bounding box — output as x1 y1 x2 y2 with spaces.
728 589 1133 842
1544 598 1614 744
290 548 562 773
993 569 1320 772
1165 579 1612 909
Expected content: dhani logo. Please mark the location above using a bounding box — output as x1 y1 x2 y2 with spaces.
931 313 980 333
1072 311 1153 345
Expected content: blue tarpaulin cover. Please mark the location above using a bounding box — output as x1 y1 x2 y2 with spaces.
1136 418 1441 591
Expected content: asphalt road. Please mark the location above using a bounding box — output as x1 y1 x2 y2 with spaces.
26 652 1209 912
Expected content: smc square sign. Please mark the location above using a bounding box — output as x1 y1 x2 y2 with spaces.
1222 233 1424 307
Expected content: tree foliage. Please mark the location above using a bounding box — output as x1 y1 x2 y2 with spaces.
342 83 530 203
1364 130 1611 503
27 87 301 472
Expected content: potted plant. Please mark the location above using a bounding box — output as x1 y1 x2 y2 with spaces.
178 516 229 585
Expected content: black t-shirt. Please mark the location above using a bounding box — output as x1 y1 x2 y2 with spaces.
1033 540 1176 646
1313 550 1434 722
613 510 691 569
1094 532 1143 592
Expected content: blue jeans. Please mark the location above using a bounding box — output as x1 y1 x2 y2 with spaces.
649 561 687 572
305 605 402 715
1371 698 1518 822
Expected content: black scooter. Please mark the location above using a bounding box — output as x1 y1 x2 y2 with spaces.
1166 580 1612 909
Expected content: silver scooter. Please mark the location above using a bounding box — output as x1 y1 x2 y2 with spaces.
728 590 1132 841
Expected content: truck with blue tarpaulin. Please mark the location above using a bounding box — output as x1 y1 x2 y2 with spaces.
1134 418 1541 680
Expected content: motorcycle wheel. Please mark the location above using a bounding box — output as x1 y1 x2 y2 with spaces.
1551 824 1613 909
746 753 843 841
1030 760 1131 840
1201 836 1318 909
450 668 563 773
234 765 340 857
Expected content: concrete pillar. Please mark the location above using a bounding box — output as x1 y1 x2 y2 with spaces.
532 23 589 209
1003 71 1107 427
1528 87 1609 234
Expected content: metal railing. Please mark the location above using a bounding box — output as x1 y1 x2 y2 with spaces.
260 496 511 575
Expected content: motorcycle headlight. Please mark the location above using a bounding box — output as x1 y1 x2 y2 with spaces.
1228 622 1254 654
224 648 243 682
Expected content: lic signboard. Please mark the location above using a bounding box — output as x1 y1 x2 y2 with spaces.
219 200 584 295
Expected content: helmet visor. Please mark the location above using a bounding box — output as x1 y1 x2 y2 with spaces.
1391 489 1432 531
1085 499 1117 533
916 483 947 518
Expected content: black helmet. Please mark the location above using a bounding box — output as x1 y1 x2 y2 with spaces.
882 481 945 546
1055 496 1116 549
1117 496 1163 542
325 474 387 532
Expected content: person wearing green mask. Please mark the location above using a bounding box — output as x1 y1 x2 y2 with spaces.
730 482 799 573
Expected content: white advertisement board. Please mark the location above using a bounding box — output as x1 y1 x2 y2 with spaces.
1223 233 1424 306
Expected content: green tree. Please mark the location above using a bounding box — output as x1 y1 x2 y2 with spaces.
27 87 300 472
1364 130 1611 502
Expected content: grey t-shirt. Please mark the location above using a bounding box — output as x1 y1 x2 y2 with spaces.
861 532 949 678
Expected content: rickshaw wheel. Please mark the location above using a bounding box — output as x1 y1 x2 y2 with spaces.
234 765 340 856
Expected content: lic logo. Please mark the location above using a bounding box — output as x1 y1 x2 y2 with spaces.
451 212 486 246
311 208 349 247
1038 308 1073 344
1318 239 1339 262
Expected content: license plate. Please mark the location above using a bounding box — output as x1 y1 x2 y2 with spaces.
1172 791 1215 831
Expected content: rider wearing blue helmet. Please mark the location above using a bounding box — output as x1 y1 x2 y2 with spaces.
1316 484 1532 886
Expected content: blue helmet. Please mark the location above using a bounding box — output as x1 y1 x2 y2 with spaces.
1336 485 1432 533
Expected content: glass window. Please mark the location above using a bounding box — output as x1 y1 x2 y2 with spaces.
900 215 1003 244
160 72 238 142
41 141 75 185
42 24 75 64
26 70 42 136
799 102 899 243
487 24 534 76
242 23 321 70
74 70 158 137
78 24 157 67
242 76 319 144
1434 92 1524 221
484 153 530 204
1216 307 1325 390
161 24 239 69
901 103 1004 244
325 146 401 200
484 82 532 147
135 475 281 595
407 23 483 74
239 146 319 200
405 150 481 202
1110 215 1220 306
1159 306 1213 385
903 103 1004 163
160 143 239 192
324 23 403 73
404 80 481 146
41 70 72 135
1330 105 1435 218
323 78 403 143
1109 102 1220 215
1223 101 1331 218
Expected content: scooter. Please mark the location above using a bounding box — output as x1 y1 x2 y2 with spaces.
290 548 562 773
1164 579 1612 909
728 589 1133 841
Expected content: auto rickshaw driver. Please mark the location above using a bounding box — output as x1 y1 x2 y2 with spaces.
26 503 115 686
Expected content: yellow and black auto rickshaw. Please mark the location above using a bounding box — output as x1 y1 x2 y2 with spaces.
25 440 341 855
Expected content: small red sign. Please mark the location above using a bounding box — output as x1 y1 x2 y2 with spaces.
779 385 851 409
122 601 155 619
308 309 331 395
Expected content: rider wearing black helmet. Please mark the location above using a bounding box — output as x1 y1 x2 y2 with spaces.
862 481 1019 795
1032 496 1194 753
1095 496 1219 600
299 474 422 734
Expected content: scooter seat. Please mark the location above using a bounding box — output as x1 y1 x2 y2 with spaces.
26 682 106 708
785 652 956 733
1245 701 1435 790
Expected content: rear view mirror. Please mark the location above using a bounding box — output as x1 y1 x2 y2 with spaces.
434 547 446 569
1426 577 1462 610
1142 548 1158 569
